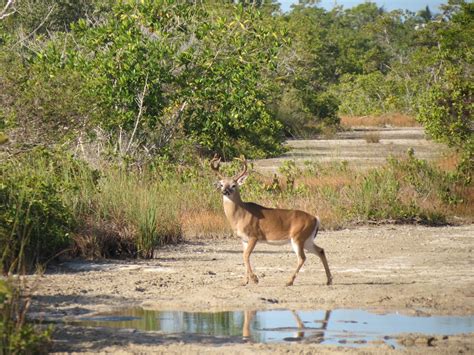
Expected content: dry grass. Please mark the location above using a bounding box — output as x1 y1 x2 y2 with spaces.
181 210 230 238
297 175 352 190
341 113 420 128
435 153 461 171
449 185 474 221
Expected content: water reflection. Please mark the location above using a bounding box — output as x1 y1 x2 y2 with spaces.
244 310 332 343
70 308 474 347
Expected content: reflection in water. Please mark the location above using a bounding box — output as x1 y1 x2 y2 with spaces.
69 308 474 347
243 310 331 343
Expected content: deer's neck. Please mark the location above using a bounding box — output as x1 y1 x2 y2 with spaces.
223 193 247 229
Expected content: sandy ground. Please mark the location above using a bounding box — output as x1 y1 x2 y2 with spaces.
29 224 474 354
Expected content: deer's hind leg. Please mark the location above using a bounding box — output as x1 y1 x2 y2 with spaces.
287 239 306 286
304 238 333 285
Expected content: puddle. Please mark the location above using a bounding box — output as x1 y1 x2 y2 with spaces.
66 308 474 348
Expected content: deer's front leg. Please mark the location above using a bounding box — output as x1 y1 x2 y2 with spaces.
242 238 258 285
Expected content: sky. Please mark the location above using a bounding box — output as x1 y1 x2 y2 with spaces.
279 0 447 13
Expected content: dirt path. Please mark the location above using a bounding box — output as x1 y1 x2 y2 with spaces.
30 224 473 354
255 127 448 174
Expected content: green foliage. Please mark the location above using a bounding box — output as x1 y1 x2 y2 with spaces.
334 71 408 115
21 1 286 160
274 4 341 135
346 151 466 225
3 0 469 159
0 149 91 272
1 279 52 354
0 49 93 146
184 5 286 158
416 2 473 181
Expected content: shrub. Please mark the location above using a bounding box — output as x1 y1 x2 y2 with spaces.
364 131 381 143
1 279 52 354
0 149 92 272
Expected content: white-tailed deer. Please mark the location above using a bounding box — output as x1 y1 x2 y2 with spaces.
211 155 332 286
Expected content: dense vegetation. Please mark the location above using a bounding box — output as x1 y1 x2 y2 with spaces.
0 0 471 257
1 1 471 157
0 0 471 260
0 1 472 350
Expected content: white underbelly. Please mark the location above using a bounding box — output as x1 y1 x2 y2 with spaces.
262 239 291 246
237 231 290 246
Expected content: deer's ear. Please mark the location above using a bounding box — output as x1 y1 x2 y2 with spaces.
236 173 248 186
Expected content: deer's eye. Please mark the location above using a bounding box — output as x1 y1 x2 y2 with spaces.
231 184 236 189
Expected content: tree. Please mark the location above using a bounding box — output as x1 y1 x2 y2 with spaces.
273 4 339 136
416 1 473 180
19 1 286 160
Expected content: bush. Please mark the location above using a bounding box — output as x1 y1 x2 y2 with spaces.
417 66 473 182
345 151 465 224
0 149 91 272
333 71 408 116
1 279 52 354
274 89 340 138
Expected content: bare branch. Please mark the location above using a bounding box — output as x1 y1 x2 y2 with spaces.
13 4 56 47
0 0 16 20
154 101 187 151
126 75 149 154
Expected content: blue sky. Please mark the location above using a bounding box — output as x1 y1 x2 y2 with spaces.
279 1 447 13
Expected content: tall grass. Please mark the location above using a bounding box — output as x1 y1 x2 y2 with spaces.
0 163 52 353
72 165 224 257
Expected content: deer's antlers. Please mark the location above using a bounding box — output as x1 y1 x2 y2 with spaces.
233 155 248 181
210 154 248 181
210 154 223 178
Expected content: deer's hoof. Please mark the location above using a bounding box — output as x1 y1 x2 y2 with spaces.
327 277 333 286
285 281 294 287
250 274 259 284
240 277 249 286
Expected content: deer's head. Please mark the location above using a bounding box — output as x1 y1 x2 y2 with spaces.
210 155 248 198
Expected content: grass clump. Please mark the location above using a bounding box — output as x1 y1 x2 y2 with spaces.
364 131 381 143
